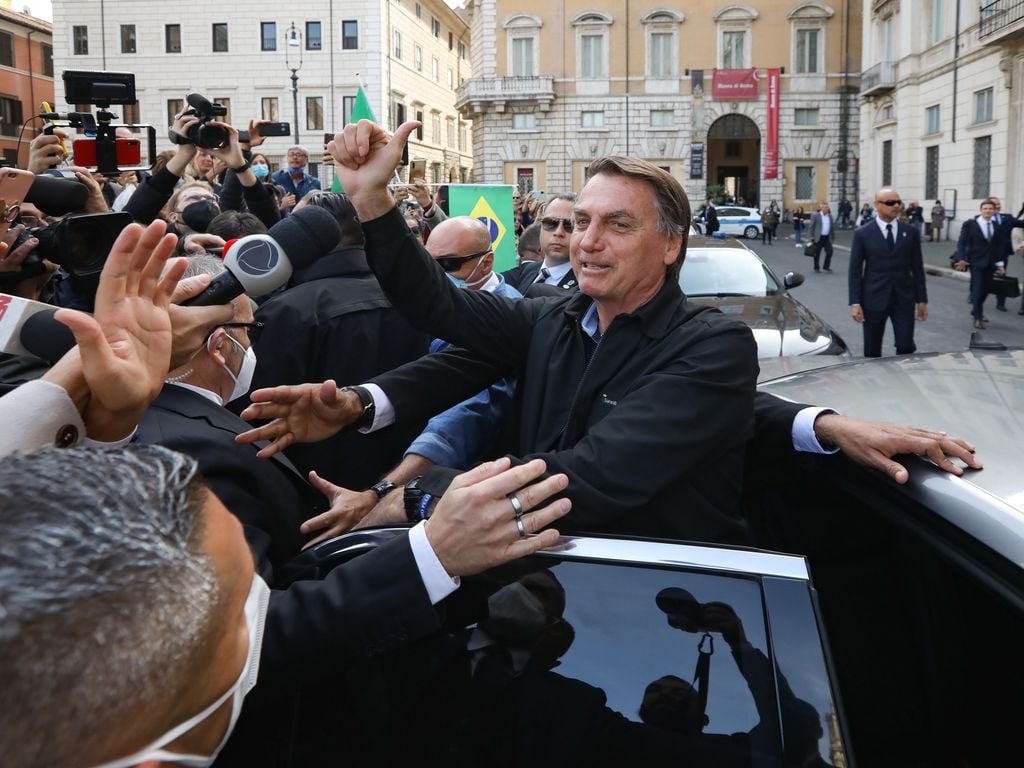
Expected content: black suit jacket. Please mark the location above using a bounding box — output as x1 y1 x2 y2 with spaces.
848 220 927 311
502 259 578 294
137 385 324 570
957 215 1024 270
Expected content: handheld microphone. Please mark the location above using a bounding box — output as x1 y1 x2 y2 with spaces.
184 206 342 306
0 293 73 362
25 174 90 216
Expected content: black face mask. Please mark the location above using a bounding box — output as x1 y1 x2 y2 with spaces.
180 199 220 233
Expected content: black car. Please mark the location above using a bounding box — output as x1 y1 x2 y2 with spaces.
681 236 849 358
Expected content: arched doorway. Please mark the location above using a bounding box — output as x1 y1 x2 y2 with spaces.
707 114 761 207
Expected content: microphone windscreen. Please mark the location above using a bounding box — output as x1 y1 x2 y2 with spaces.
268 206 342 270
19 309 76 364
25 175 90 216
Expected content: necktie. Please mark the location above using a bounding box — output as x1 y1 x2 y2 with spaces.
986 221 992 241
536 267 551 284
886 223 894 249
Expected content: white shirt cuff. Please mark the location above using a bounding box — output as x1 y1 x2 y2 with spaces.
84 427 137 449
360 382 395 433
408 520 460 605
792 407 839 454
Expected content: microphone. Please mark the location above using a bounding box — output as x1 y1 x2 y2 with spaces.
184 206 341 306
0 293 73 362
25 174 90 216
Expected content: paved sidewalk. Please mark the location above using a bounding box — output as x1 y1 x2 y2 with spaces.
819 226 971 280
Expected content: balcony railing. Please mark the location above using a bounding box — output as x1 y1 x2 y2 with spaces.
861 61 896 95
456 76 556 111
979 0 1024 38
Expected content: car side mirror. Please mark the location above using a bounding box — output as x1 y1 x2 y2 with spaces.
784 271 804 289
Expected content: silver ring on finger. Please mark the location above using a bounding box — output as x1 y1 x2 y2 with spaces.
515 516 527 539
508 492 523 519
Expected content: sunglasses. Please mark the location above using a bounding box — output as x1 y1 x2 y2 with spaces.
435 249 489 272
206 321 264 345
876 199 903 207
541 216 573 233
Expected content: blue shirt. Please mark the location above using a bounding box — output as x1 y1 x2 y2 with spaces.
271 169 321 200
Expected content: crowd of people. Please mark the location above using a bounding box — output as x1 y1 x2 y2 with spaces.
0 109 987 767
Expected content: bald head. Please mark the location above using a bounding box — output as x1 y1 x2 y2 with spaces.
426 216 495 290
873 188 903 222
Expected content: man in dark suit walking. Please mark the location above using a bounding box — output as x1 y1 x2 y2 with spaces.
703 199 719 236
954 198 1019 329
808 202 835 272
848 189 928 356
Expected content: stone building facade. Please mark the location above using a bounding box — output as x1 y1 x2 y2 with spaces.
50 0 471 184
458 0 861 212
0 6 53 168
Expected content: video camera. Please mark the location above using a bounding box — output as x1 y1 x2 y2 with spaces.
43 70 157 176
168 93 230 149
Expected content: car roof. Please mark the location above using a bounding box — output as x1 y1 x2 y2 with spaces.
686 235 754 250
758 348 1024 554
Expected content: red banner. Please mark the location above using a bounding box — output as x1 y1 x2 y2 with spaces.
711 68 759 100
765 68 780 180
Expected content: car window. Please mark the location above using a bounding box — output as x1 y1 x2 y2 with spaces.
681 249 782 297
717 208 741 217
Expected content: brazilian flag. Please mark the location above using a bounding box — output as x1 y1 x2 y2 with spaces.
331 87 376 193
448 185 516 272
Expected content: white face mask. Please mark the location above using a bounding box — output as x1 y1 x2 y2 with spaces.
221 333 257 403
92 575 270 768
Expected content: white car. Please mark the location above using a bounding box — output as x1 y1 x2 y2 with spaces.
702 205 763 239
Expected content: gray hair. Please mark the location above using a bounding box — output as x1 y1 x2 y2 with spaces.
182 253 227 280
541 193 576 214
0 446 222 767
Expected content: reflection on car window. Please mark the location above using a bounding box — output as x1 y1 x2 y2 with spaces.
681 249 782 297
342 559 836 768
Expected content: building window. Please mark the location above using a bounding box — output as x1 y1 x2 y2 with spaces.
0 32 13 67
512 113 537 130
794 107 819 126
306 97 323 130
415 109 424 140
882 139 893 187
122 101 140 124
262 97 279 121
261 22 277 51
120 24 137 54
212 23 229 52
931 0 943 44
166 24 181 53
973 136 991 198
41 43 53 76
580 34 606 78
581 110 605 128
795 166 815 199
432 17 441 37
342 95 355 124
390 100 406 131
431 113 441 144
511 36 536 76
925 145 939 200
447 68 454 89
415 45 423 71
721 30 747 68
432 56 439 82
447 117 455 147
342 20 359 49
647 32 673 77
459 125 467 151
925 105 940 135
448 31 454 50
306 22 322 51
505 15 542 77
393 29 402 59
794 29 820 73
73 25 89 55
0 96 23 136
167 98 184 127
459 42 467 60
974 87 993 123
415 3 421 19
574 12 613 81
650 109 674 127
213 98 232 126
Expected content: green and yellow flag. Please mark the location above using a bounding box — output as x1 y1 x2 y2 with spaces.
332 86 377 192
448 185 516 272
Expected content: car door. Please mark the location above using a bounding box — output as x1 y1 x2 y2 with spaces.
285 530 853 768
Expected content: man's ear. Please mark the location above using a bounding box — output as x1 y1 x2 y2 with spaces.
206 328 229 367
483 250 495 272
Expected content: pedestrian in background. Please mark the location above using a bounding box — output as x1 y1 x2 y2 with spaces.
930 199 945 241
906 201 925 236
808 203 835 272
761 205 778 245
859 203 874 226
792 206 807 247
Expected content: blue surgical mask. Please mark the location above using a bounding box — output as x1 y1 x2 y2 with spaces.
290 165 306 176
446 272 467 289
252 164 269 180
445 255 488 291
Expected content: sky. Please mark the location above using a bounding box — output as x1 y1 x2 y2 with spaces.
18 0 52 21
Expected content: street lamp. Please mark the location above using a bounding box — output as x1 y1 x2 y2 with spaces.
285 22 303 145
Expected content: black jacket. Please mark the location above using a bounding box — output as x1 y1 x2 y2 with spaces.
502 260 579 294
251 245 431 488
363 208 758 544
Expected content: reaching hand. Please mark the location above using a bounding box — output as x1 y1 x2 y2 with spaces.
814 413 982 485
237 379 364 458
300 472 378 548
205 122 246 169
53 221 185 439
327 120 420 219
0 226 37 275
28 130 67 174
246 119 268 148
167 274 236 367
424 458 571 578
67 167 110 213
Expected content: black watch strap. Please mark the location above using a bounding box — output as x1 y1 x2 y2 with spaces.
340 385 375 430
370 479 397 501
234 159 252 173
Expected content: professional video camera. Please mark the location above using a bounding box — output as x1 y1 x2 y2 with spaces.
168 93 230 149
1 211 133 284
41 70 157 176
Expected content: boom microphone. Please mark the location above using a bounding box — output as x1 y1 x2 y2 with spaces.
0 293 73 362
184 206 342 306
25 174 90 216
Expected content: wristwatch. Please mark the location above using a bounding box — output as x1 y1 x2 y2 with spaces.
339 385 375 430
233 159 252 173
403 475 436 523
370 478 397 502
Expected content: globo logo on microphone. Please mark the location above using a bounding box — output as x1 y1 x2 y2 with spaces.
234 238 280 276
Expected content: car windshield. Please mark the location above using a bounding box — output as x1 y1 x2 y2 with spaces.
681 248 781 297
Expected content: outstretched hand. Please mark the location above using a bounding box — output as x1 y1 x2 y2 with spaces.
54 221 184 440
814 413 982 484
301 472 378 549
237 379 364 458
327 119 420 220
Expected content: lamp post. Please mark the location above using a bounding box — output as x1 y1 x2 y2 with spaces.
285 22 303 145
